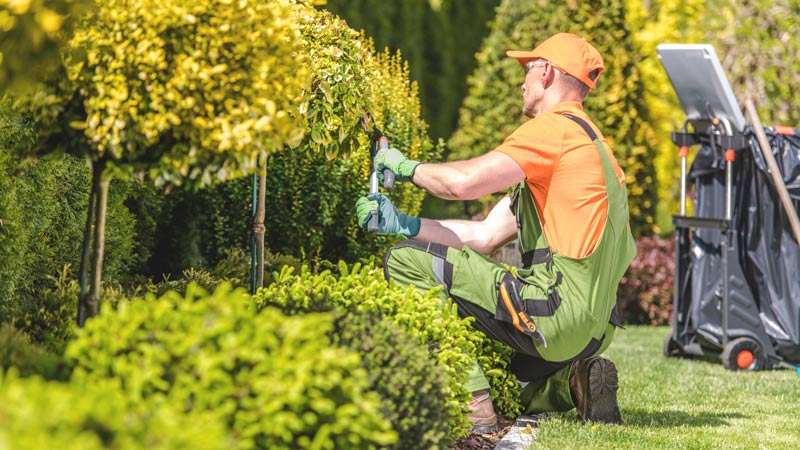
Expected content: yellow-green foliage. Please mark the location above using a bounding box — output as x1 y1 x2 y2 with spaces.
25 0 310 187
0 0 89 93
629 0 800 233
0 368 228 450
299 7 370 161
364 48 436 217
254 261 480 439
66 283 395 450
448 0 659 236
477 338 522 417
628 0 708 233
701 0 800 126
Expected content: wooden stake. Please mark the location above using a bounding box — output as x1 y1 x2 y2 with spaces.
744 99 800 246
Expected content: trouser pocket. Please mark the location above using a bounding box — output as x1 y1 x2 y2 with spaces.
495 272 557 348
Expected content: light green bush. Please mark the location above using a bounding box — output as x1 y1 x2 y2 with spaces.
0 368 228 450
0 324 66 380
66 283 395 450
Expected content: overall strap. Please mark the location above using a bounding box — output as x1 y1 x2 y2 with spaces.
561 113 598 141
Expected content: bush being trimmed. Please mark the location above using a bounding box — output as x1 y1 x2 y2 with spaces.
66 283 396 450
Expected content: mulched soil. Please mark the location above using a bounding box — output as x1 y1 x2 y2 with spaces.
449 416 515 450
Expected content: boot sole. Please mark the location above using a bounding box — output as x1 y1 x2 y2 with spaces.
585 358 623 424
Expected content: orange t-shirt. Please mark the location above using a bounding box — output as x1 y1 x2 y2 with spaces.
493 102 625 258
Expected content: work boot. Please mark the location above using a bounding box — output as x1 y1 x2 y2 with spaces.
467 389 498 433
569 356 623 424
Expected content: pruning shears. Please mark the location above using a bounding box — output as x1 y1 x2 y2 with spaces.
361 113 396 232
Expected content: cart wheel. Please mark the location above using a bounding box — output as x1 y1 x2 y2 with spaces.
720 337 764 371
663 332 681 357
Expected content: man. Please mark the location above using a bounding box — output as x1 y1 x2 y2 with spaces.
356 33 636 431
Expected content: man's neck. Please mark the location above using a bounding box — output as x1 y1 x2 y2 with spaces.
541 90 583 113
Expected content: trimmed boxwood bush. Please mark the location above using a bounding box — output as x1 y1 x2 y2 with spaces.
0 368 228 450
66 283 396 450
266 292 454 449
254 261 480 438
338 311 453 449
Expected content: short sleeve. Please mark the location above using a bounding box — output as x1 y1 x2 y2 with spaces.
492 116 564 185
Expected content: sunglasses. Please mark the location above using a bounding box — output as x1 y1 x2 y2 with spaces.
524 60 548 75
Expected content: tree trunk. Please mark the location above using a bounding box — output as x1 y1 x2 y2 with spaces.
77 168 97 327
88 175 110 319
253 151 268 292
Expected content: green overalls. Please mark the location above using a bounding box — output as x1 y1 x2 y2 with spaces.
383 114 636 413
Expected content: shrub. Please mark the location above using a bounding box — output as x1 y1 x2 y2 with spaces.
0 324 66 380
11 265 79 353
336 312 453 450
0 368 228 450
254 261 480 438
264 42 441 263
265 293 454 449
66 283 395 450
618 235 675 325
476 337 522 417
1 98 163 321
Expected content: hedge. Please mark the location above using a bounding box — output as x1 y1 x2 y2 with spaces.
66 283 396 449
0 99 162 328
0 368 228 450
254 261 479 439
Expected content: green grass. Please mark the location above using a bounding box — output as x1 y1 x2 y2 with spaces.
528 326 800 450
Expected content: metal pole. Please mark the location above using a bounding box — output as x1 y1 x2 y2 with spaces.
721 131 736 347
679 146 688 216
250 172 257 295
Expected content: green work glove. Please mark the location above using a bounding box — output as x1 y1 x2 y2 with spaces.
375 147 421 182
355 193 421 237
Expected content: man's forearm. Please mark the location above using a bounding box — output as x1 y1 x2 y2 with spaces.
414 217 515 255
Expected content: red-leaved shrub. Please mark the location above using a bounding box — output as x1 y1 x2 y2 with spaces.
618 235 675 325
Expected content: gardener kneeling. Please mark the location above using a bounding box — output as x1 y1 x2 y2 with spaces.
355 33 636 432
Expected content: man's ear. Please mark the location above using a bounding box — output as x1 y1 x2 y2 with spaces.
541 62 557 88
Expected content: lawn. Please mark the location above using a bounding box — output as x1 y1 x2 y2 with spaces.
527 326 800 449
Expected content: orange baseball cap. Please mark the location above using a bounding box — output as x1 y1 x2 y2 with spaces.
506 33 604 90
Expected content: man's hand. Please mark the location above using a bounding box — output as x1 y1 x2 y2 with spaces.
356 193 421 237
375 148 420 183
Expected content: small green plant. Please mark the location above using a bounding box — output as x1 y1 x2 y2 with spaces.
12 265 79 353
476 337 522 417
